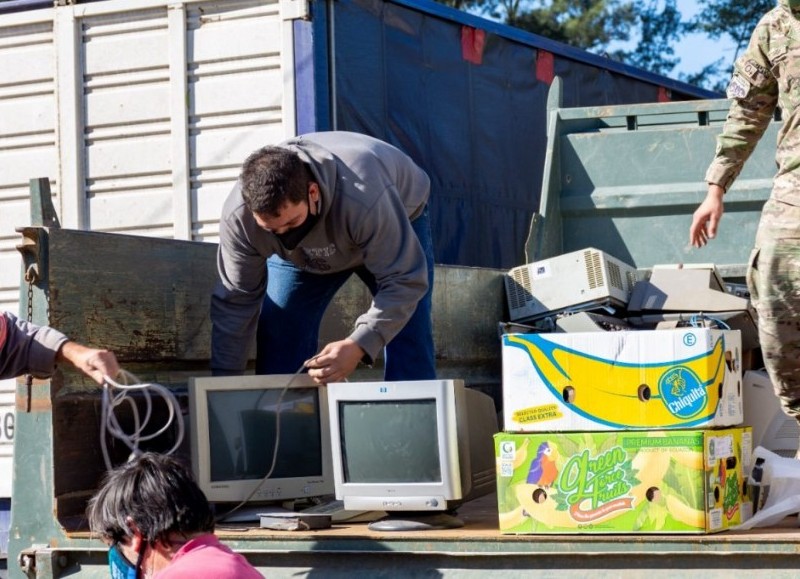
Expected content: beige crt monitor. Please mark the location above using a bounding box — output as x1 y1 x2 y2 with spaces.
188 374 334 505
326 379 499 531
505 248 639 322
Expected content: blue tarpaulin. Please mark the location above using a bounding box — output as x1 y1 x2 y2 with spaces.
324 0 717 268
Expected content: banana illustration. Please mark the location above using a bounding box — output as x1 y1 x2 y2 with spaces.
498 505 529 530
512 483 576 529
632 438 707 530
505 333 728 428
665 493 706 528
512 437 530 469
631 447 672 491
668 449 704 471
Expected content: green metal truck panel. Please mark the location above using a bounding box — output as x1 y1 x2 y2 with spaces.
528 78 777 279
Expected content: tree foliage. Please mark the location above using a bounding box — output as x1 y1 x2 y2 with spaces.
691 0 775 55
434 0 775 92
507 0 637 52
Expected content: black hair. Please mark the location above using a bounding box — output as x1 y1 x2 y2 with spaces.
239 146 313 216
86 452 215 546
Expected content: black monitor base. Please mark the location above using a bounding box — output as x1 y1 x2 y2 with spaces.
367 512 465 532
216 504 293 524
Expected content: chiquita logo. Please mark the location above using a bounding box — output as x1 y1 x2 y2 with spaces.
558 447 634 523
658 366 707 419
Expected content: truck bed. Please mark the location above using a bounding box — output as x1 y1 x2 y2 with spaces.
53 493 800 577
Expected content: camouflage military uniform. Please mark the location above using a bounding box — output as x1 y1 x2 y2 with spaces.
706 0 800 427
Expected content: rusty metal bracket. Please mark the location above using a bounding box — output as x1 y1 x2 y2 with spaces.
16 232 41 288
18 543 47 577
15 176 58 288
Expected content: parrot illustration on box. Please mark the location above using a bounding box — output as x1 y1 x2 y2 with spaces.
526 441 559 488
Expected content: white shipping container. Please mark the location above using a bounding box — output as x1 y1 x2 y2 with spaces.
0 0 302 509
0 0 300 315
0 379 13 500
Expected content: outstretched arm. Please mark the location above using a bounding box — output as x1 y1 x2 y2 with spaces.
57 341 119 384
689 184 725 248
0 311 119 383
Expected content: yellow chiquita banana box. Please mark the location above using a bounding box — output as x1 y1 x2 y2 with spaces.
502 329 743 432
495 427 753 534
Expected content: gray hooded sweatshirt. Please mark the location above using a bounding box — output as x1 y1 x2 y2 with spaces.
0 311 68 380
211 131 431 372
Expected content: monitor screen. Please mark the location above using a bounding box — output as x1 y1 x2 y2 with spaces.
207 387 323 482
189 374 333 505
340 399 440 484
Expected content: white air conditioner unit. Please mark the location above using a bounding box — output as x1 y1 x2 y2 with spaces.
505 248 639 322
743 369 800 459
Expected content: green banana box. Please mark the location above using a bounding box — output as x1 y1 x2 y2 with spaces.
495 427 753 534
502 329 743 432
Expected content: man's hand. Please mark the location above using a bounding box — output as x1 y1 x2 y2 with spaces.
689 184 725 248
305 339 365 385
58 341 120 384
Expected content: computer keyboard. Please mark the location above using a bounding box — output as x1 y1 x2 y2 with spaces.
299 499 386 524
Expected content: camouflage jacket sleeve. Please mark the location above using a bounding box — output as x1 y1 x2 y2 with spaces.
705 13 780 191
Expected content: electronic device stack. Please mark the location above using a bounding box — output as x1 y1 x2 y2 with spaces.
495 247 754 534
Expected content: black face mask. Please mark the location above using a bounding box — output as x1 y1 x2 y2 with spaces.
275 198 320 250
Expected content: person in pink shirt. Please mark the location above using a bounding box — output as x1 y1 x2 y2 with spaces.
87 452 262 578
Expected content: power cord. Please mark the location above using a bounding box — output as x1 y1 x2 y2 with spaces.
100 358 334 521
688 313 732 330
100 369 185 471
214 360 314 523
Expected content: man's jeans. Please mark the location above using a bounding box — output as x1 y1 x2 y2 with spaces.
255 206 436 381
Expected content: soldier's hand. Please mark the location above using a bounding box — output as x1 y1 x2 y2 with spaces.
689 184 725 248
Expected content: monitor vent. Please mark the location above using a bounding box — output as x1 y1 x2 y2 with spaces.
777 418 800 439
607 261 624 290
773 448 797 458
471 467 498 495
625 270 639 291
507 267 532 309
584 250 604 289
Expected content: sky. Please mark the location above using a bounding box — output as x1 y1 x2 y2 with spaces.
671 0 739 80
599 0 742 90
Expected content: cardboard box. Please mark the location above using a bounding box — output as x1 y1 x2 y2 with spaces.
495 427 753 534
502 329 743 432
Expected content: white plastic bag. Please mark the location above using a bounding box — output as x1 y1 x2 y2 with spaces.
735 446 800 530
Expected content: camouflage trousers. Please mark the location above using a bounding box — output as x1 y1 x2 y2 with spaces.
749 197 800 423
